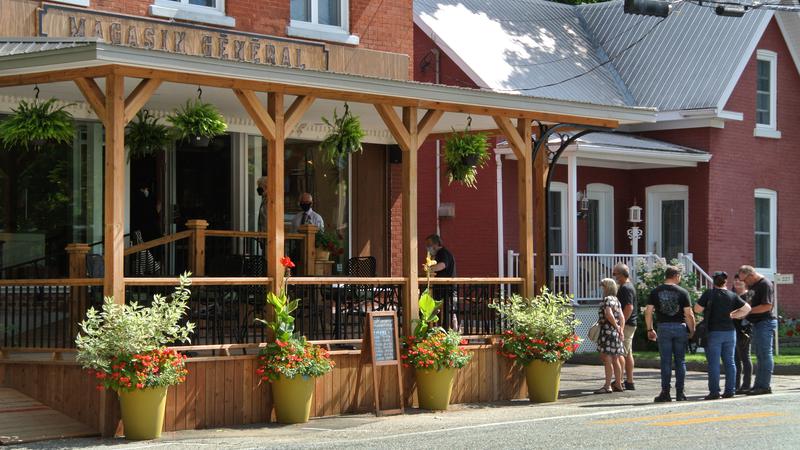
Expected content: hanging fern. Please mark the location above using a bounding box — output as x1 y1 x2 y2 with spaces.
0 98 74 149
443 129 489 188
319 106 365 168
166 99 227 141
126 110 171 160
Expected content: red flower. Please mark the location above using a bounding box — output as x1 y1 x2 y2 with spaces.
788 330 795 337
280 256 295 268
276 340 288 348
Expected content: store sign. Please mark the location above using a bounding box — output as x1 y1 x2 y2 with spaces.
39 4 328 71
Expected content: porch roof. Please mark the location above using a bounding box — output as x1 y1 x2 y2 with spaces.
0 38 656 140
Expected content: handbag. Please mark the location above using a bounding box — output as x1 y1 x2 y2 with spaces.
694 291 715 347
588 321 601 342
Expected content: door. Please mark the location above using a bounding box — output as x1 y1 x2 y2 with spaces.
646 185 688 261
587 183 614 254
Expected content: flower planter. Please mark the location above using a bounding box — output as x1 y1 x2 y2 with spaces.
415 367 456 410
272 374 315 424
462 154 479 167
524 360 562 403
316 249 331 261
117 386 168 440
190 135 210 147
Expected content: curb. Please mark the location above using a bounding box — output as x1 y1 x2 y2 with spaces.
568 353 800 375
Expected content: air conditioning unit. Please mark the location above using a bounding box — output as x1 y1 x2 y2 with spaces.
438 203 455 218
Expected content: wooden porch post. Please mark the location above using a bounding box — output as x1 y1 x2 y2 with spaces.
298 224 318 275
186 219 209 276
66 243 90 340
103 72 126 304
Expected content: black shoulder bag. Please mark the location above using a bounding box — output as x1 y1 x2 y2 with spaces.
694 291 714 348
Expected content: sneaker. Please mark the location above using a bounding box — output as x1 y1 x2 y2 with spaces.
624 381 636 391
736 387 751 395
746 387 772 396
675 391 688 401
722 392 735 399
654 391 672 403
704 393 721 400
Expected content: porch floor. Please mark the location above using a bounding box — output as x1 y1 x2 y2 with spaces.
0 387 97 445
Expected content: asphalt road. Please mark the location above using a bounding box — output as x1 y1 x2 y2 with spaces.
19 365 800 450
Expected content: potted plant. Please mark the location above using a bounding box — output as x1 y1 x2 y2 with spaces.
166 99 227 147
401 253 472 410
0 98 74 149
75 273 194 440
319 104 365 168
126 110 171 160
490 288 581 403
315 229 344 261
255 256 335 424
443 125 489 188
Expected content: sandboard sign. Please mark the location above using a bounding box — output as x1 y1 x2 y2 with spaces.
362 311 404 416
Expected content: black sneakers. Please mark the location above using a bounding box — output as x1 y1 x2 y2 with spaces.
704 393 721 400
654 391 672 403
675 391 688 401
624 381 636 391
722 392 735 399
746 387 772 396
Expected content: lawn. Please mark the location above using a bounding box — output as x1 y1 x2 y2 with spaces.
634 346 800 366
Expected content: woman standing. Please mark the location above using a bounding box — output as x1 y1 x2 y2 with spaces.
733 274 753 394
595 278 626 393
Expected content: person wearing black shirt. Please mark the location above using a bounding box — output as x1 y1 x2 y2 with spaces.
425 234 457 330
694 271 751 400
738 265 778 395
613 263 638 391
645 265 696 403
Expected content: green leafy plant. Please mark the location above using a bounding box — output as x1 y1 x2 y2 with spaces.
126 110 171 160
255 256 335 381
315 229 344 255
319 105 365 167
490 288 581 364
75 273 195 392
633 257 704 303
166 99 227 142
443 127 489 188
0 98 74 149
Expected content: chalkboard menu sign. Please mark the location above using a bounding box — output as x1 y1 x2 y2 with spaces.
371 315 397 364
363 311 404 416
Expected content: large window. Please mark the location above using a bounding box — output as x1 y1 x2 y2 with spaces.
288 0 358 45
548 183 567 254
754 188 777 273
754 50 780 139
151 0 235 27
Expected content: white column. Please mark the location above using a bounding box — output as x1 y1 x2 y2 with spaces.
495 152 505 278
567 154 578 296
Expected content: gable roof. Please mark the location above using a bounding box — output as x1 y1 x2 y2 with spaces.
414 0 773 112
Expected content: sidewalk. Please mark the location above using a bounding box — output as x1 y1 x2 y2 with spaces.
569 352 800 375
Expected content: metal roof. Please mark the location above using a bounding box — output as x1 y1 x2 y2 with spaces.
414 0 773 112
0 38 98 56
567 132 709 159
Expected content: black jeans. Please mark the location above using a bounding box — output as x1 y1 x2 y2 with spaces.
734 331 752 390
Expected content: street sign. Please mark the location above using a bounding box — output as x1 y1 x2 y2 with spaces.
774 273 794 284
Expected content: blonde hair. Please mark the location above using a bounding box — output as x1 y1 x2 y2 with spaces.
738 265 756 277
600 278 618 297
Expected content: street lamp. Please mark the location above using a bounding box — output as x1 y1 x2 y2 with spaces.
627 204 643 254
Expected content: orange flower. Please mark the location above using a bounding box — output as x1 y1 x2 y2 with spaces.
280 256 295 268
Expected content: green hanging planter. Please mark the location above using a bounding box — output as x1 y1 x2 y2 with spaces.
0 98 75 150
126 110 171 160
443 123 489 188
166 98 227 147
319 104 365 168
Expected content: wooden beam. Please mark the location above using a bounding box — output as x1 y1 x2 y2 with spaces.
515 118 535 298
374 104 412 152
492 116 526 159
401 106 419 337
123 78 162 124
74 78 107 126
284 95 315 136
266 92 285 302
233 88 276 141
416 109 444 144
533 146 548 296
103 72 125 305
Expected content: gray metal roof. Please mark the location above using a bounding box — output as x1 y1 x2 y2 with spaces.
414 0 773 111
566 132 709 158
0 38 98 56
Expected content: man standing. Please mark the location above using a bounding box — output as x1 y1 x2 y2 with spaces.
613 262 637 391
738 265 777 395
645 265 696 402
256 176 267 233
425 234 457 329
291 192 324 232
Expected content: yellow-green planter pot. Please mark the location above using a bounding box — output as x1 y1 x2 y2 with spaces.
272 375 315 424
524 360 562 403
416 367 456 410
117 386 168 440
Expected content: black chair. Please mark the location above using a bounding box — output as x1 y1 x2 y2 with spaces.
346 256 377 278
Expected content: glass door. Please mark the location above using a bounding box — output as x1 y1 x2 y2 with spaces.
646 186 688 261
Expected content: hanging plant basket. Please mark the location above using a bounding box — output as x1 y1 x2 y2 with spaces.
443 124 489 188
319 104 365 168
0 98 75 150
126 110 171 160
166 98 227 148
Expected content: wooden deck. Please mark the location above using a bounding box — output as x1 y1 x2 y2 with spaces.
0 387 97 445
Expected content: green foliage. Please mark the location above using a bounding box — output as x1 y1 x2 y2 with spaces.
634 257 704 304
443 129 489 188
75 273 195 390
126 110 171 161
315 228 344 254
0 99 74 149
402 329 471 370
319 106 365 167
490 288 581 363
256 290 299 343
256 336 335 381
166 99 227 140
413 289 442 337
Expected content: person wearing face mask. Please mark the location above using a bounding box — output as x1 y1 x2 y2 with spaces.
425 234 458 330
291 192 324 233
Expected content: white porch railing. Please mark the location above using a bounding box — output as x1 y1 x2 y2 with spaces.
677 252 714 292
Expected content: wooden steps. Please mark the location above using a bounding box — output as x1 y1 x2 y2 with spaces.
0 387 98 445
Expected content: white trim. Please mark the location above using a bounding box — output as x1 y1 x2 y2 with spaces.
645 185 688 258
586 183 614 254
288 0 356 44
52 0 90 6
716 12 774 113
550 182 569 257
775 13 800 81
754 188 777 275
755 49 779 134
150 1 236 27
567 155 578 296
753 127 782 139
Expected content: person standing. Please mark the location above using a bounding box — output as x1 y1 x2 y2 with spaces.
733 274 753 394
613 262 637 390
594 278 625 394
425 234 458 330
694 271 751 399
645 265 696 402
256 176 267 234
291 192 324 232
738 265 778 395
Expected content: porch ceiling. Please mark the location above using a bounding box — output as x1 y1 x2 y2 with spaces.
0 39 657 144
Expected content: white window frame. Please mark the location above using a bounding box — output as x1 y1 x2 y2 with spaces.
549 182 568 256
754 49 781 139
52 0 90 6
645 185 688 258
288 0 359 45
587 183 614 254
151 0 235 27
754 188 777 275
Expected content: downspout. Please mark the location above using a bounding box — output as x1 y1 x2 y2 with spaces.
495 152 504 278
433 48 441 237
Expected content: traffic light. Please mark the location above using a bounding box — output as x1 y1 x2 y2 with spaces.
624 0 673 17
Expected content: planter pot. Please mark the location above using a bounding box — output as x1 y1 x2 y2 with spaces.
462 154 480 167
316 249 331 260
272 374 315 424
524 360 562 403
415 367 456 410
190 135 210 147
117 386 168 440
